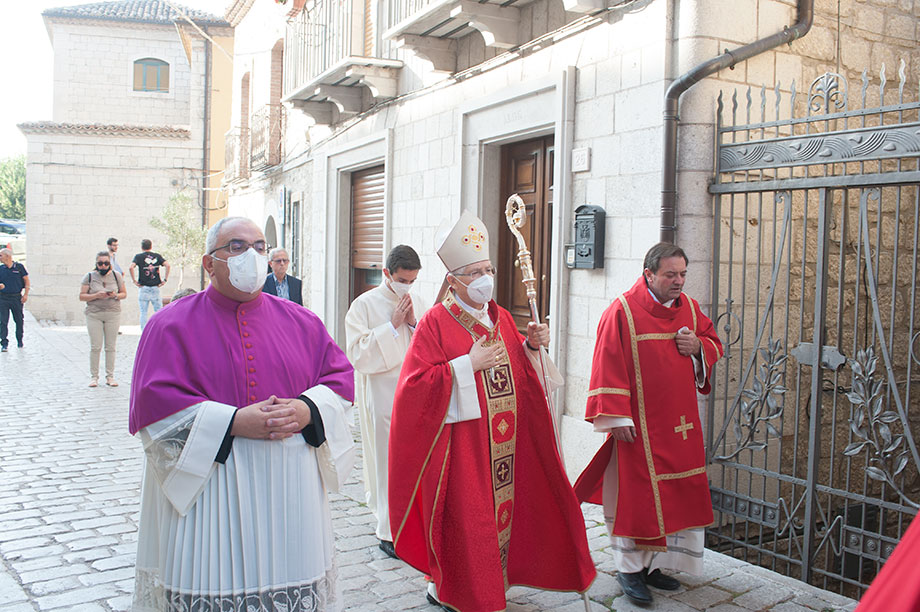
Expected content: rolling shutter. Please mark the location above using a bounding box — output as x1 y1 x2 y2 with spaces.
350 165 385 270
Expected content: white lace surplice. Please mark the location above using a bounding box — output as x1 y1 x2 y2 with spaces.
133 386 353 612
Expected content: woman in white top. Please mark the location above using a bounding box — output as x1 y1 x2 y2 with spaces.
79 251 126 387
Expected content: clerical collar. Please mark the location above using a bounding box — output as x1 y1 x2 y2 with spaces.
452 291 491 326
647 287 675 308
205 284 264 312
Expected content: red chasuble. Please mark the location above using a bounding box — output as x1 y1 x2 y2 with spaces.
389 293 595 612
574 277 723 550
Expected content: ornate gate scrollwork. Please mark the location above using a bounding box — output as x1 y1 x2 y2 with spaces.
844 348 917 509
715 339 787 460
708 64 920 596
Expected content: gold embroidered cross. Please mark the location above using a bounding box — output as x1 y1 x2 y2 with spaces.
674 415 694 440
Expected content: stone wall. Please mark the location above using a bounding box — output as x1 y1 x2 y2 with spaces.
24 132 202 324
23 22 221 325
50 20 193 127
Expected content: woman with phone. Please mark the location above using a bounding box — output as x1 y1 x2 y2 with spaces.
79 251 126 387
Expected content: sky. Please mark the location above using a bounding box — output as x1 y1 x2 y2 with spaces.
0 0 230 161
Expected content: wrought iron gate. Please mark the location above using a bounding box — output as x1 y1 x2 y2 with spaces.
707 64 920 598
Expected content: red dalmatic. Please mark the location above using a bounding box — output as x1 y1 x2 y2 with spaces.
574 277 723 549
389 293 595 612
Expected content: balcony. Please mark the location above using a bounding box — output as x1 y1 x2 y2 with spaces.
223 127 249 183
283 0 402 125
384 0 540 69
250 104 285 170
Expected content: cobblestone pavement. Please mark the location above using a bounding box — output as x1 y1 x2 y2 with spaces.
0 313 859 611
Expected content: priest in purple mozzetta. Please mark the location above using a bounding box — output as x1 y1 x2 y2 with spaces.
129 217 355 612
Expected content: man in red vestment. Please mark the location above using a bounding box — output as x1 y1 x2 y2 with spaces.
389 211 596 612
574 243 723 605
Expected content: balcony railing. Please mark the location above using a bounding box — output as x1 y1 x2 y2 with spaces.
250 104 285 170
387 0 437 33
224 127 239 183
223 126 250 183
284 0 365 98
384 0 540 59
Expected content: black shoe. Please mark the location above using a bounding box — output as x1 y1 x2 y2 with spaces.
426 583 446 609
426 592 445 609
378 539 398 559
17 342 23 348
0 346 7 352
617 571 652 605
644 568 680 591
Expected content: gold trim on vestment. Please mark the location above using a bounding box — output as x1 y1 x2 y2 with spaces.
655 466 707 481
635 544 669 552
636 333 677 341
627 520 716 547
618 295 666 536
587 387 631 398
393 306 452 547
685 292 697 331
427 435 451 598
585 410 632 421
442 292 517 587
704 335 723 360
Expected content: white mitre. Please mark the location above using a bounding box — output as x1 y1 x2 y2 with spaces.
436 210 490 272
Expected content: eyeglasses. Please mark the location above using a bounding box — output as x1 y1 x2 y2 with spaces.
96 261 111 266
209 240 271 256
452 266 496 280
272 258 289 264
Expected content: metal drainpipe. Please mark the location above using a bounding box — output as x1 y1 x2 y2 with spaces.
201 33 212 290
659 0 813 243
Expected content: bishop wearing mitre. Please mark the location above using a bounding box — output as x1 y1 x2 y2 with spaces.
388 211 596 611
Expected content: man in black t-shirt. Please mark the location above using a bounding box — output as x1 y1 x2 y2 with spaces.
129 239 170 330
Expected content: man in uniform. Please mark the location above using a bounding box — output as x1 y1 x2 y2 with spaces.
129 217 355 611
389 211 595 611
575 242 723 605
344 244 422 559
0 248 29 352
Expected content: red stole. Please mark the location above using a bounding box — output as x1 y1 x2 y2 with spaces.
389 293 595 611
574 277 723 549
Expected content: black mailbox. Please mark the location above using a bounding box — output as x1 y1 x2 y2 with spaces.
568 204 605 269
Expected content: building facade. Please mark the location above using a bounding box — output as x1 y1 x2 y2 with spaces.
224 0 918 469
20 0 233 324
221 0 920 593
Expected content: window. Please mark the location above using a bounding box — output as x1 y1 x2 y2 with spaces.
133 58 169 92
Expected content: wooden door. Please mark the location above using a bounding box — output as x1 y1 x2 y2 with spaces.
350 165 385 301
497 136 554 333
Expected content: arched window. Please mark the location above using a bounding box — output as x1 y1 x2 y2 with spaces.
133 58 169 92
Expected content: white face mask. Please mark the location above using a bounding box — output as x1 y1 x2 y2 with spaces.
389 280 412 298
457 274 494 305
219 248 268 294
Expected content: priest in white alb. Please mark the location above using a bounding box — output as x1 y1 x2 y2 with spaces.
129 217 356 612
344 244 422 558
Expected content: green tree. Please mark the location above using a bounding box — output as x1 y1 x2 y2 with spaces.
0 155 25 219
150 190 206 289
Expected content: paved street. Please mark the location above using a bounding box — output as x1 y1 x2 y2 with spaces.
0 312 859 612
